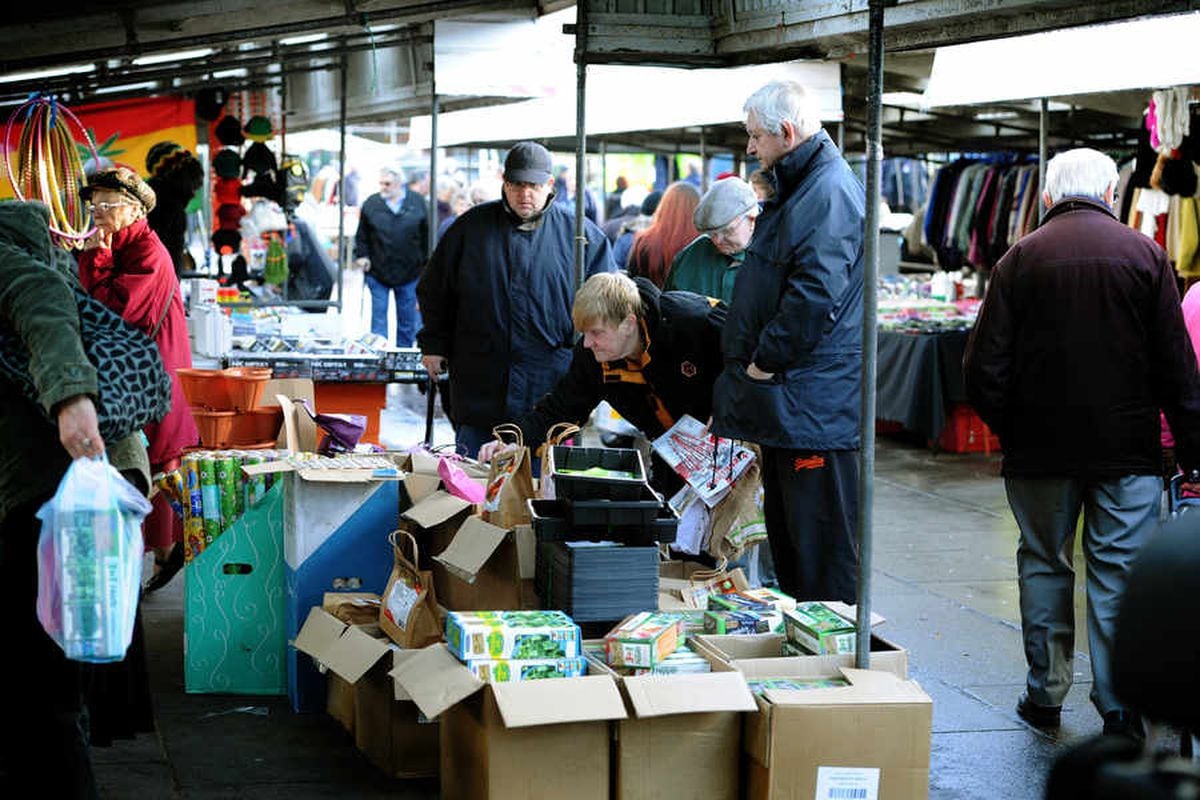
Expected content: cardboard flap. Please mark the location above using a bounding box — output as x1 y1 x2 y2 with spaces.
433 516 509 584
514 524 536 580
293 607 347 665
410 450 441 475
390 643 485 720
491 675 627 728
405 473 442 505
403 491 472 528
389 647 419 702
276 392 319 453
622 671 757 717
825 601 886 627
323 625 391 684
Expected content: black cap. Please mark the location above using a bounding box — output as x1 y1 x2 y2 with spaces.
504 141 553 185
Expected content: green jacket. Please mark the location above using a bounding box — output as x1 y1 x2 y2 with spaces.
663 235 742 304
0 202 148 523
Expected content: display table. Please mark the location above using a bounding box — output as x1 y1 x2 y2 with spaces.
875 329 970 445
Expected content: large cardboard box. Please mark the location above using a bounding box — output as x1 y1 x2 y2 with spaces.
399 490 473 569
391 642 627 800
591 653 758 800
742 665 932 800
293 607 439 778
692 632 909 679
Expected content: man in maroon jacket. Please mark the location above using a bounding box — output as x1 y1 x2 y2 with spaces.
965 148 1200 742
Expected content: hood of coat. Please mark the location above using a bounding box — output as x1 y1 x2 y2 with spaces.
0 201 55 265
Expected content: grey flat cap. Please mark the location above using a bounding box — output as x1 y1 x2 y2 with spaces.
693 177 758 232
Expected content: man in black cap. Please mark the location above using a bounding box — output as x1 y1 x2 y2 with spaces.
418 141 615 457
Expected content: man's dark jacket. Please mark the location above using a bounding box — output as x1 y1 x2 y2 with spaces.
417 198 613 430
353 190 428 286
519 278 726 449
964 196 1200 477
712 129 865 450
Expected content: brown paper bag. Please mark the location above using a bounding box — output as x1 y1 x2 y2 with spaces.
379 531 442 648
706 445 767 562
681 562 750 609
537 422 580 499
481 424 535 529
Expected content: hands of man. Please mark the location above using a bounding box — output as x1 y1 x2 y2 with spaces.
355 257 371 272
478 440 517 463
746 362 775 381
422 355 447 379
57 395 104 459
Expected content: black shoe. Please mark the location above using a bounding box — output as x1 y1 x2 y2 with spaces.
145 542 184 594
1102 710 1145 743
1017 692 1062 728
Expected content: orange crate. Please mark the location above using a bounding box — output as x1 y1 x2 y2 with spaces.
178 368 232 410
228 407 284 447
938 404 1000 454
192 410 236 448
312 382 386 446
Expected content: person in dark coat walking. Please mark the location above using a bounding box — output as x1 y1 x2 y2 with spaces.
964 147 1200 741
353 166 429 346
711 80 865 605
417 141 614 457
479 272 725 494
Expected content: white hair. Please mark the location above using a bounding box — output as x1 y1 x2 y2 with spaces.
380 165 404 182
1044 148 1118 203
743 80 822 140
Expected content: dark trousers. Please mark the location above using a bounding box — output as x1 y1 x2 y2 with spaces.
760 447 860 604
0 500 97 799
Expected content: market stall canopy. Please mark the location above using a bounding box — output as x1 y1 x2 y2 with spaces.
921 12 1200 107
407 60 841 149
575 0 1196 66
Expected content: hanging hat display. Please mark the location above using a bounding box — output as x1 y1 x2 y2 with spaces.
242 141 278 177
214 115 245 147
214 176 243 205
216 203 246 231
240 171 282 203
211 229 242 255
212 148 242 179
243 115 274 143
194 87 229 122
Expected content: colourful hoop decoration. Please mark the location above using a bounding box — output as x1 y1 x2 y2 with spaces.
3 95 100 248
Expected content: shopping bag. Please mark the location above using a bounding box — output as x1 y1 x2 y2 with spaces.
537 422 580 500
35 455 152 663
299 399 366 455
437 456 486 504
379 531 442 648
681 562 750 609
481 424 535 528
706 445 767 562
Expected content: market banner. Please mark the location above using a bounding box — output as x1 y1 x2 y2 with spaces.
0 94 197 198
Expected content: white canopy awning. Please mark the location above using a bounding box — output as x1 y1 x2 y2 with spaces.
407 60 842 149
922 12 1200 108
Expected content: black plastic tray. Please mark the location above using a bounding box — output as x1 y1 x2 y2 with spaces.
547 445 647 501
527 496 678 546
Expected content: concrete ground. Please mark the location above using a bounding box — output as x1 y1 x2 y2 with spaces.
96 390 1110 799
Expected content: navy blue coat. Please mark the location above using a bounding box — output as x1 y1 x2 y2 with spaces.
416 199 614 429
353 190 428 286
712 129 865 450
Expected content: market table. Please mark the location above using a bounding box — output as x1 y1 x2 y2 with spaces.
875 328 971 446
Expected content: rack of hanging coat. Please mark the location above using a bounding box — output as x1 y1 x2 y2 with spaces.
915 155 1042 272
1118 87 1200 280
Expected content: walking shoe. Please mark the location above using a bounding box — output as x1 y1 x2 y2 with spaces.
1102 710 1145 743
1016 692 1062 728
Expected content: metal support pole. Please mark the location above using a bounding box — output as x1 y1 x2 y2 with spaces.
573 3 588 289
700 126 709 193
429 25 439 259
334 55 347 313
599 139 608 223
1038 96 1048 224
837 121 845 153
279 60 287 164
856 0 885 670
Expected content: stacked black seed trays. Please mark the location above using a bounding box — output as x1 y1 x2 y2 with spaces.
532 446 673 622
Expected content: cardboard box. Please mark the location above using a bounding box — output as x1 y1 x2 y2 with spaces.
742 665 932 800
605 612 683 669
434 516 532 611
783 602 858 655
400 490 474 569
327 672 357 735
691 632 909 679
391 643 627 800
587 645 759 800
293 607 439 778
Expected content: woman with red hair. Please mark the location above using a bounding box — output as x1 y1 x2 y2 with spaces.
627 181 701 288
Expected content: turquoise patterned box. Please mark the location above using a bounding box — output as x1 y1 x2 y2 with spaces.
184 482 286 694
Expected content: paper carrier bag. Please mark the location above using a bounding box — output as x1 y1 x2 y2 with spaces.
481 424 535 528
379 531 442 648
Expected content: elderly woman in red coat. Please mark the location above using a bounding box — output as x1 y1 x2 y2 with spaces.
78 167 198 591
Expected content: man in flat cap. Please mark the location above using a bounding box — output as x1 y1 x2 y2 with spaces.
418 141 615 457
665 177 760 303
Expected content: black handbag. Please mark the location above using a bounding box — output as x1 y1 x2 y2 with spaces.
0 287 173 444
